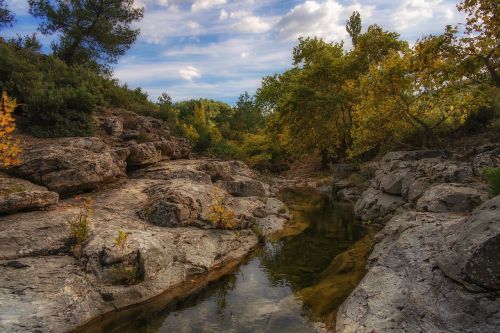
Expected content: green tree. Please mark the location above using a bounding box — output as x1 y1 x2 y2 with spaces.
0 0 14 31
231 92 265 136
346 11 361 46
28 0 144 67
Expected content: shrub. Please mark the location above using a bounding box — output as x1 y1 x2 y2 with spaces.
114 230 128 253
67 197 93 245
482 167 500 197
208 188 237 229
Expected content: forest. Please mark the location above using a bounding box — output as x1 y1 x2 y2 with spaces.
0 0 498 171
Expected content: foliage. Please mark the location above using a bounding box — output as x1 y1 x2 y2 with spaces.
346 11 361 46
208 188 237 229
0 41 156 137
67 197 93 245
0 91 20 167
0 0 14 30
482 167 500 196
28 0 144 68
114 230 128 253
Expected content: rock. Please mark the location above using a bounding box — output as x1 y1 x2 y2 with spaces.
217 176 266 197
256 215 289 237
138 180 219 228
0 177 59 213
122 130 140 141
102 117 124 136
0 173 264 333
354 188 405 223
155 138 191 159
416 183 488 212
381 149 449 163
126 143 162 167
337 187 360 202
132 160 212 184
8 137 126 196
437 196 500 291
471 143 500 175
336 211 500 333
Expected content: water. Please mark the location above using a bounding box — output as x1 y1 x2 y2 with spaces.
76 188 374 333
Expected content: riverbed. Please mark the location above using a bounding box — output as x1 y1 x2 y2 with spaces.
75 188 375 333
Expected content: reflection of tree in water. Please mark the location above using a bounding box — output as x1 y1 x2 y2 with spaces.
259 190 364 291
214 272 237 320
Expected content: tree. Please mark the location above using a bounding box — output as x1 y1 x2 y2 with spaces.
0 92 20 167
231 92 265 135
455 0 499 86
157 92 173 107
28 0 144 67
346 11 361 46
0 0 14 31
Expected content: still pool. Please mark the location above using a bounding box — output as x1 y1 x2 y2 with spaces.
75 188 376 333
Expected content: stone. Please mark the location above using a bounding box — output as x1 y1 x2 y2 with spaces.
337 187 360 202
126 143 162 167
336 211 500 333
0 176 59 213
437 195 500 291
416 183 488 212
8 137 125 196
217 176 266 197
102 116 124 136
354 188 406 223
471 143 500 175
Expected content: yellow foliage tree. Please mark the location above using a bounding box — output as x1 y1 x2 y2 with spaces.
0 91 20 167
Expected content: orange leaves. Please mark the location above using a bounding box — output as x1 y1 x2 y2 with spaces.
0 92 21 167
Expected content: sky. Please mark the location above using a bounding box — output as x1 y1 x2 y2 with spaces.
4 0 464 104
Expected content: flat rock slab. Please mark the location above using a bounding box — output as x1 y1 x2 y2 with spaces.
0 176 58 213
416 183 488 213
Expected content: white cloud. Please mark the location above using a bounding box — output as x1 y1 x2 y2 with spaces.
179 66 202 81
392 0 456 31
219 9 229 20
233 15 272 33
276 0 374 42
192 0 226 12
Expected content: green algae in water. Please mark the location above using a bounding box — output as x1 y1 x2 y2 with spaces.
75 189 373 333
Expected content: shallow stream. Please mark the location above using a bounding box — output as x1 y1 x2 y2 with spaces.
76 188 376 333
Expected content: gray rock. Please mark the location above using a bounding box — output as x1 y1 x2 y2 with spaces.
472 143 500 175
337 187 360 202
0 177 58 213
437 195 500 291
416 183 488 213
217 176 266 197
354 188 406 223
336 211 500 333
8 137 126 196
127 143 162 167
332 163 359 179
102 116 124 136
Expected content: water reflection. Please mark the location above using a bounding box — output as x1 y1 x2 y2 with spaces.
76 188 369 333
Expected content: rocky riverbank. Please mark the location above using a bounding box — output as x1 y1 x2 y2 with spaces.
0 109 290 333
335 147 500 332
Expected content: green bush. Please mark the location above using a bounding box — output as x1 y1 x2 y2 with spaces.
482 167 500 197
0 41 156 137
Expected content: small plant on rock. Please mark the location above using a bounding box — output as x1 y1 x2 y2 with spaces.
208 188 237 229
67 197 93 251
482 167 500 197
114 230 129 253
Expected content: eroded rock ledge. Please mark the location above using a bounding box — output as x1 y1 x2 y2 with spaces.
0 109 290 333
336 146 500 333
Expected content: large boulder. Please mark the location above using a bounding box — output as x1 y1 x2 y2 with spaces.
8 137 126 196
437 195 500 291
0 176 59 213
416 183 488 213
336 211 500 333
471 143 500 175
374 150 448 196
354 188 406 223
126 143 162 167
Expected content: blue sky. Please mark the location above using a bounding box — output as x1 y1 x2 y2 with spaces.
3 0 464 104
